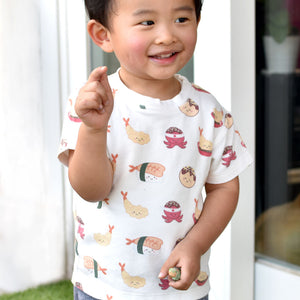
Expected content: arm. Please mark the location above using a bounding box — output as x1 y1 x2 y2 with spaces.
68 67 114 202
159 176 239 290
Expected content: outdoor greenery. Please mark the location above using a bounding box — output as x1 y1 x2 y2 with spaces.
0 281 73 300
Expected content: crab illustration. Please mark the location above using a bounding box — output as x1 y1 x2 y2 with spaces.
162 201 183 223
164 127 187 149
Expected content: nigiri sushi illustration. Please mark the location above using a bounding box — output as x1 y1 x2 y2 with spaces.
126 236 163 255
129 163 165 182
84 256 107 278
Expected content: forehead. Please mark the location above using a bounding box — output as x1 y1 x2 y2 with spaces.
113 0 195 13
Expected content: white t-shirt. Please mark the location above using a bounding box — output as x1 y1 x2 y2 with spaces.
58 71 253 300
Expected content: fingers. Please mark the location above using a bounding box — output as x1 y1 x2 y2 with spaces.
158 256 178 280
76 66 114 117
159 254 200 291
87 66 113 104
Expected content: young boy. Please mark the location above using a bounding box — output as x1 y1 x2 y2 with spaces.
58 0 253 299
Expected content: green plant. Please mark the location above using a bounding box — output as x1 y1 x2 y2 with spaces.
0 280 73 300
264 0 298 43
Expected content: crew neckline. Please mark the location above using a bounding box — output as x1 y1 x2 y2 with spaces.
110 69 190 109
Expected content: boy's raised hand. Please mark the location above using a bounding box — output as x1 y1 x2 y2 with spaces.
75 66 114 131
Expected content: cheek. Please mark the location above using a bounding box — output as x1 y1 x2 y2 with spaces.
183 32 197 53
127 36 148 56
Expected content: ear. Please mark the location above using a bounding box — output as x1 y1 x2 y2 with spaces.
197 13 201 26
87 20 114 53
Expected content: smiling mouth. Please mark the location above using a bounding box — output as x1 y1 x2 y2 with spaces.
151 52 177 59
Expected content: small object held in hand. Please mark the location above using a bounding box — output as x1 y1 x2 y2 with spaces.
168 267 181 281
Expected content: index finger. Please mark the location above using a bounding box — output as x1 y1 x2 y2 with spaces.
88 66 114 103
87 66 108 83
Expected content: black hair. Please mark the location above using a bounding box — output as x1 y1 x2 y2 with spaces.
84 0 203 28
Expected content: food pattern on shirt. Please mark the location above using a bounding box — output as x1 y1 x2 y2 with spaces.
179 98 199 117
235 130 247 148
222 146 237 167
97 198 110 209
179 166 196 188
192 83 210 94
123 118 150 145
60 75 252 298
195 271 209 286
121 191 149 219
94 225 115 246
159 278 170 290
68 98 82 123
111 154 118 173
198 128 213 157
164 127 187 149
76 215 85 240
211 108 224 128
225 113 234 129
162 201 183 223
125 236 163 255
129 162 166 182
119 263 146 289
84 256 107 278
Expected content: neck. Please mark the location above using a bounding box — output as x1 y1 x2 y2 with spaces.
119 69 181 100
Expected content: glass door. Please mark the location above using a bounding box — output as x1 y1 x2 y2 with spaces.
255 0 300 298
89 41 195 81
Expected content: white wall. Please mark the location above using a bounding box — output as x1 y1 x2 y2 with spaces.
255 260 300 300
195 1 255 299
0 0 65 294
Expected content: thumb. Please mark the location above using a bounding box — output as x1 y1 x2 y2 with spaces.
87 66 107 83
99 67 114 105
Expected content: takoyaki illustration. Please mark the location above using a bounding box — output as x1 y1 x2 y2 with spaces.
179 166 196 188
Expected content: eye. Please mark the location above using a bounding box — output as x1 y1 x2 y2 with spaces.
175 17 188 23
140 20 155 26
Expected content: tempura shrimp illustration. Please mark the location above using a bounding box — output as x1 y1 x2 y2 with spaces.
123 118 150 145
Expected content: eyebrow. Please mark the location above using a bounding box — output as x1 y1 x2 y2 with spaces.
133 5 194 16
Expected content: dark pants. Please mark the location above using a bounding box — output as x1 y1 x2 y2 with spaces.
74 286 208 300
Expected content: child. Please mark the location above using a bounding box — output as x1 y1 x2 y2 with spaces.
58 0 253 299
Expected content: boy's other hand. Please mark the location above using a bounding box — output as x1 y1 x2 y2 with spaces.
159 237 202 290
75 66 114 132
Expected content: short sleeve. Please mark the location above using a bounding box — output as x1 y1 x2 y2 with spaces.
57 93 82 166
206 109 253 184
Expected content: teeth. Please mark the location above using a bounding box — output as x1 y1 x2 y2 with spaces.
154 52 175 59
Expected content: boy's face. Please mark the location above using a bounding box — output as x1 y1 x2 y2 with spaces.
106 0 198 91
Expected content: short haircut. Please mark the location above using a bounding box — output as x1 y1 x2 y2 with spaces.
84 0 203 28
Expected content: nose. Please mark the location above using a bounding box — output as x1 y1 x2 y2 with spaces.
155 24 177 45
